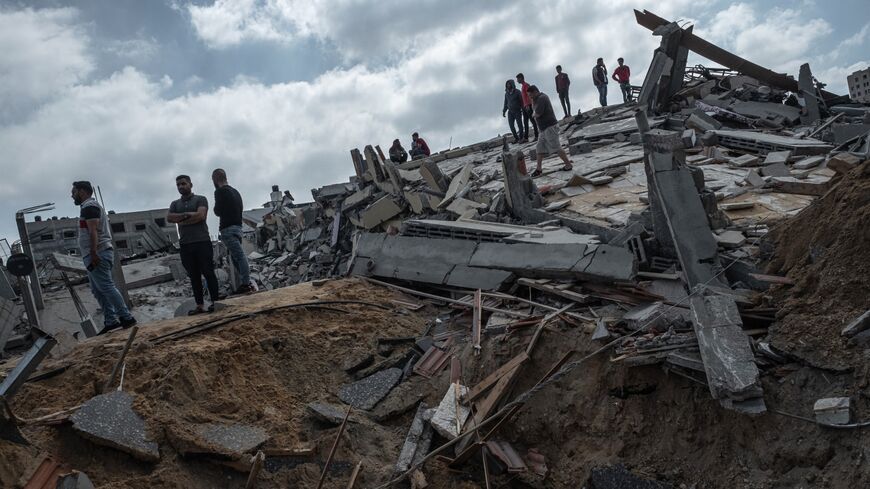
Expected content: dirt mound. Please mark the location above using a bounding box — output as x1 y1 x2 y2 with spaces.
765 159 870 370
0 279 438 489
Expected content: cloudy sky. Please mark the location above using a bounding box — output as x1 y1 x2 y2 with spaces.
1 0 868 247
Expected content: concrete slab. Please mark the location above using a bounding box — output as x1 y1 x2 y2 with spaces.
395 403 432 473
70 391 160 462
714 230 746 248
430 384 470 439
338 367 403 410
729 154 759 167
762 150 792 166
827 153 861 174
814 397 850 425
307 402 359 425
360 196 404 229
743 169 765 187
689 293 763 404
192 423 269 458
469 242 585 276
444 265 514 291
760 162 790 177
439 163 474 208
572 244 637 282
792 155 824 170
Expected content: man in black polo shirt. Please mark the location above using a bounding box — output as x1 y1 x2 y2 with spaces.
212 168 253 294
167 175 221 314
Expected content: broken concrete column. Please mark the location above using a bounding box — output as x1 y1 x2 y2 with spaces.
690 290 763 407
395 403 432 473
798 63 820 125
643 129 727 288
501 151 543 213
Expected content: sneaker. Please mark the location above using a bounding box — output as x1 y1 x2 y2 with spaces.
120 316 137 328
98 322 123 335
234 284 254 295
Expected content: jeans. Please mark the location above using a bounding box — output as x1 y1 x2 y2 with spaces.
220 225 250 286
597 84 608 107
180 241 220 305
84 248 133 326
410 148 427 160
620 82 632 103
558 91 571 118
522 105 538 139
507 109 524 141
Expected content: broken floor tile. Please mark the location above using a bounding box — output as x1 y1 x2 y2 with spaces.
339 367 403 410
70 391 160 462
370 376 427 422
307 402 358 425
187 423 269 459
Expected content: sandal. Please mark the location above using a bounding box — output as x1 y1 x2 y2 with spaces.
561 163 573 171
531 169 543 177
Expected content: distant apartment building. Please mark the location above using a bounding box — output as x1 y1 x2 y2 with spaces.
24 208 178 262
847 67 870 103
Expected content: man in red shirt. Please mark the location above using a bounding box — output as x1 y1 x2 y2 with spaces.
612 57 632 103
410 132 431 160
516 73 539 142
554 65 571 118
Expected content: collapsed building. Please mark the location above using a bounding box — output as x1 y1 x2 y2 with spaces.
1 9 870 489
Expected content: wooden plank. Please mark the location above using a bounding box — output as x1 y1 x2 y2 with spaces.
516 278 592 304
463 352 529 403
472 289 482 355
526 305 572 355
748 273 794 285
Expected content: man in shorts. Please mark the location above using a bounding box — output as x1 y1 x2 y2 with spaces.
528 85 573 177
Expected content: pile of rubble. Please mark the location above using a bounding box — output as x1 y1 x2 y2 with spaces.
236 8 870 415
2 8 870 489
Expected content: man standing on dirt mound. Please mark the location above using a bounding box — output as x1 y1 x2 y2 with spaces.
71 180 137 334
212 168 254 295
168 175 222 315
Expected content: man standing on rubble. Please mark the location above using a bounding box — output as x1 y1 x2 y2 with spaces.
612 57 632 103
555 65 571 118
502 79 524 143
212 169 253 295
528 85 573 177
410 132 431 160
389 139 408 163
168 175 221 314
592 58 608 107
71 181 136 334
516 73 539 142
